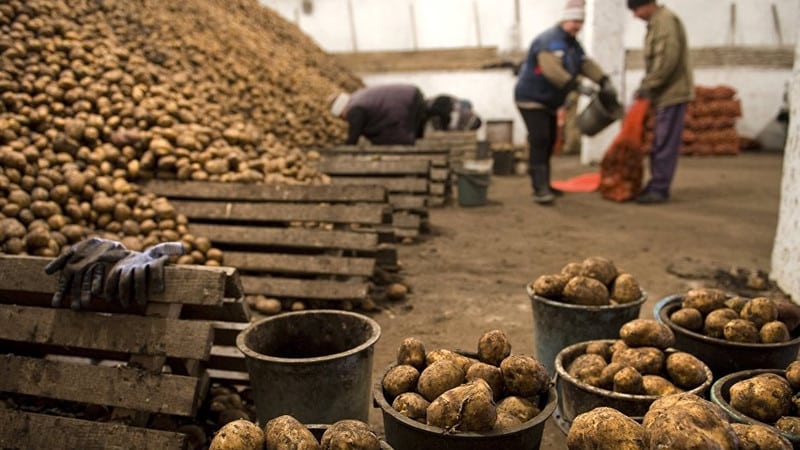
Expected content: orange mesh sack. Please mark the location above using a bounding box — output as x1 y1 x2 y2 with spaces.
599 99 649 202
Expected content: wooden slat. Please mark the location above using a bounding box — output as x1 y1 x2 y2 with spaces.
240 277 369 301
223 251 375 277
317 152 449 166
430 183 446 195
209 345 247 373
169 200 387 225
0 305 213 360
320 144 450 154
333 46 501 72
392 213 421 230
208 368 249 383
0 410 187 450
0 255 232 306
320 158 431 175
388 195 427 210
0 355 201 416
209 321 250 346
188 224 378 251
328 177 429 193
180 297 251 322
144 180 387 203
430 168 450 181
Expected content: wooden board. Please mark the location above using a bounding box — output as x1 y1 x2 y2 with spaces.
221 251 375 277
0 355 202 416
240 276 369 301
387 195 427 210
392 213 421 230
319 158 431 175
320 144 450 154
0 305 213 360
187 224 378 252
328 177 428 193
145 180 387 203
168 200 388 225
0 410 187 450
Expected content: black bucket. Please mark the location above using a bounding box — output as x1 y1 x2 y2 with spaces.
236 310 381 426
654 295 800 378
709 369 799 446
527 284 647 377
554 339 713 433
372 362 557 450
577 93 623 137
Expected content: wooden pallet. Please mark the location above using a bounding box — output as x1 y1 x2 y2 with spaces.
144 181 398 311
0 254 244 450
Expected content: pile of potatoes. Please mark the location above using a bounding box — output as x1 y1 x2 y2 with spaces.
567 393 793 449
566 319 709 397
210 416 384 450
381 330 551 433
0 0 363 258
530 256 643 306
668 288 799 344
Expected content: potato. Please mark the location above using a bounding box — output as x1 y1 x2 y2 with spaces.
611 347 665 375
396 337 426 369
613 366 645 395
567 353 607 387
265 416 319 450
785 361 800 390
597 362 627 390
723 319 760 343
665 352 707 389
740 297 779 329
760 321 791 344
643 393 739 450
500 355 550 397
493 411 523 432
704 308 739 339
320 420 380 450
580 256 618 286
642 375 683 396
683 288 729 315
561 262 583 278
670 307 703 331
465 362 504 400
775 300 800 332
210 419 265 450
619 319 675 350
531 273 569 299
562 276 610 306
775 416 800 436
610 273 642 304
731 423 792 450
584 341 612 362
416 360 465 402
725 296 748 314
425 349 474 373
729 373 793 423
496 396 540 423
477 329 511 366
426 379 496 432
382 364 420 399
566 407 645 450
392 392 429 423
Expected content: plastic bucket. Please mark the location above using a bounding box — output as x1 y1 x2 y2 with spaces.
372 362 557 450
455 169 490 207
709 369 799 446
527 284 646 377
654 295 800 378
554 339 713 433
236 310 381 426
577 93 622 137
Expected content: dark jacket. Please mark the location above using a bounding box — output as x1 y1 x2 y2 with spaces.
345 84 424 145
514 25 587 111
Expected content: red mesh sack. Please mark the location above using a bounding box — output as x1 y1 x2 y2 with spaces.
599 99 650 202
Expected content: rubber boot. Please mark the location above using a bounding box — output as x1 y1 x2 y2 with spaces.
531 165 555 204
547 164 563 196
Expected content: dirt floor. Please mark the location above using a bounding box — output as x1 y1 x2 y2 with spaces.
364 151 787 448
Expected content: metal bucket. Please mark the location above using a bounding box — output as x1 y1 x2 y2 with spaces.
554 339 713 433
654 295 800 378
709 369 799 446
236 310 381 426
455 168 490 207
306 424 395 449
577 93 623 137
372 361 557 450
527 284 647 377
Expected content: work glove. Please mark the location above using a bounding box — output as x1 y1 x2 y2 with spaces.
598 76 618 106
566 77 595 97
104 242 186 308
44 237 131 310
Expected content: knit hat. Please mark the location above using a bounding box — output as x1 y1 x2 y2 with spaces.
627 0 654 9
329 92 350 117
561 0 585 22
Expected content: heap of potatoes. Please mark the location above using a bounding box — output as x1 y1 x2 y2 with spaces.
566 319 709 397
0 0 363 258
381 330 552 433
210 415 384 450
530 256 643 306
669 288 799 344
567 393 793 450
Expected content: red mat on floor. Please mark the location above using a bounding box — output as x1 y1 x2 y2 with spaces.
551 172 601 192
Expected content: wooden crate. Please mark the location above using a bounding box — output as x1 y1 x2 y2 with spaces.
144 181 398 309
0 255 244 450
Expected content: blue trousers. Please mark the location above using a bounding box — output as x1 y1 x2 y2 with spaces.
645 103 687 196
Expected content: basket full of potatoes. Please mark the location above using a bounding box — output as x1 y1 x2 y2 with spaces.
654 288 800 377
372 330 556 450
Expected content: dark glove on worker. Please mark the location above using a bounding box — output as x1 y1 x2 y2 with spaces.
565 77 595 97
44 237 131 310
598 76 618 105
104 242 185 308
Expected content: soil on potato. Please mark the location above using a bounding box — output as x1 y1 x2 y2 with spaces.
365 152 785 448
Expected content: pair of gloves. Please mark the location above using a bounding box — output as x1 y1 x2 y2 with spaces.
568 76 618 106
44 237 185 310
